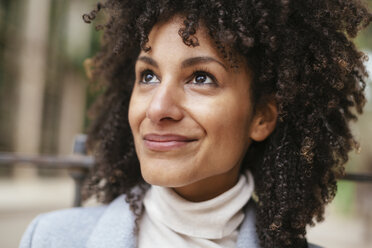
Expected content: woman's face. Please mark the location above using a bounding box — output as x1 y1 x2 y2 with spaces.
129 16 256 201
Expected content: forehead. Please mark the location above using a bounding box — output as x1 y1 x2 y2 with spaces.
141 16 222 61
138 15 247 72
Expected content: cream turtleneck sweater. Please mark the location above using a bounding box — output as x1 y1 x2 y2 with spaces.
138 171 254 248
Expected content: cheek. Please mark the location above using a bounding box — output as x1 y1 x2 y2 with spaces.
209 110 251 149
128 92 146 133
194 97 253 165
128 97 146 166
203 94 252 139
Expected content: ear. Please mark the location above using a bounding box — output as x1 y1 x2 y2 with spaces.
249 99 278 142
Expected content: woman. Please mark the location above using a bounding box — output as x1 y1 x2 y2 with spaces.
20 0 372 247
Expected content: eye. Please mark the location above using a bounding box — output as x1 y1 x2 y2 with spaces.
140 70 160 84
190 71 216 85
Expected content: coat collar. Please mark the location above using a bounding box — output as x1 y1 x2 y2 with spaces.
86 195 137 248
86 194 260 248
236 201 260 248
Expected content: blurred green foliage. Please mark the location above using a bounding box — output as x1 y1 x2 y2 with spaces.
355 0 372 49
334 181 356 215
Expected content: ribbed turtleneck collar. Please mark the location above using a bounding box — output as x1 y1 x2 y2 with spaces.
142 170 254 240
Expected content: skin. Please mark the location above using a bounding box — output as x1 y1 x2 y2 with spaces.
128 16 277 202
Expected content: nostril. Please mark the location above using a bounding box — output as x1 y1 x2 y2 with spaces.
145 83 184 123
160 116 175 121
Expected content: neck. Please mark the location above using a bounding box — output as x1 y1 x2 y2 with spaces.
172 164 241 202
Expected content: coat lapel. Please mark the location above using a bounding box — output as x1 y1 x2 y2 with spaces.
86 195 136 248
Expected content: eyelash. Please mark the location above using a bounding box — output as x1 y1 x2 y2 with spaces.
139 69 158 84
189 67 218 86
138 68 218 86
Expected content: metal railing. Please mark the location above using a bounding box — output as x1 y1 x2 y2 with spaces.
0 134 92 207
1 134 372 207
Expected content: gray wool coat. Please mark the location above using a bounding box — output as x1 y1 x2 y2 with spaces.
19 194 322 248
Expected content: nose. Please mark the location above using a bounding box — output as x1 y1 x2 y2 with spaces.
146 81 183 123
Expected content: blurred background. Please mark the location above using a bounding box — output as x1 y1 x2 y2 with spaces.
0 0 371 247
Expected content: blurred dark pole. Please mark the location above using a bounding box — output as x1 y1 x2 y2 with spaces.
40 0 70 156
0 0 25 176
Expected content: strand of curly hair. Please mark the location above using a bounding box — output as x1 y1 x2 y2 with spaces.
82 0 372 247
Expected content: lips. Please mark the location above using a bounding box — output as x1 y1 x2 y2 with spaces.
143 134 197 151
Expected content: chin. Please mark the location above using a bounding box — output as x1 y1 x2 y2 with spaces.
139 157 190 185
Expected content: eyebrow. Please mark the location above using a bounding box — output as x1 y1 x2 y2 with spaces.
181 56 227 71
137 56 227 71
137 56 159 68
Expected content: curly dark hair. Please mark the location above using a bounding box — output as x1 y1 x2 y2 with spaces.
82 0 372 247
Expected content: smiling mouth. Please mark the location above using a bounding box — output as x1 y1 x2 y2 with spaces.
143 134 198 151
